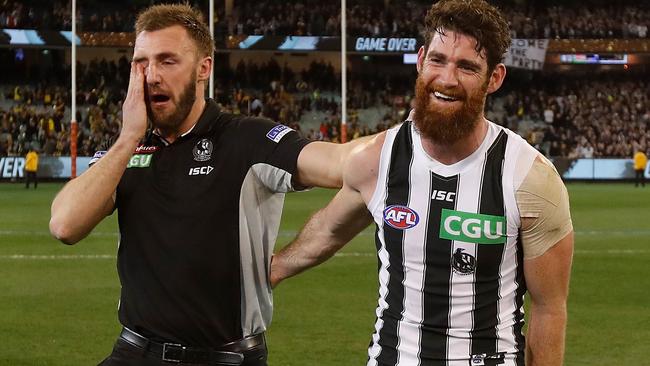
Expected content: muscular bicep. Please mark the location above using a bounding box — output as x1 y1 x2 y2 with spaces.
517 157 573 259
524 230 574 306
295 135 377 189
295 141 343 189
311 132 383 244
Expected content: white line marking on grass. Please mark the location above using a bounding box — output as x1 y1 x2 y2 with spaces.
1 250 648 260
276 230 376 237
574 249 650 254
576 230 650 236
334 252 375 257
0 254 115 260
0 230 118 237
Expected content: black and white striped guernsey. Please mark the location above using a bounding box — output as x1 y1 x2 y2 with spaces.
366 120 540 366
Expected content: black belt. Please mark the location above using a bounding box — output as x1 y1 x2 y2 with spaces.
119 327 265 365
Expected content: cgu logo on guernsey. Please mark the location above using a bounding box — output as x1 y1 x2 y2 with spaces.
440 209 507 244
383 205 419 230
127 154 152 168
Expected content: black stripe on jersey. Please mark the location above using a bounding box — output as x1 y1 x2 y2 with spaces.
471 131 508 357
513 230 527 366
376 122 414 366
420 172 459 364
375 225 383 274
369 226 381 366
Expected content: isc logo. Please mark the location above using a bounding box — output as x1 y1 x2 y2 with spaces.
432 189 455 202
188 166 214 176
383 205 419 230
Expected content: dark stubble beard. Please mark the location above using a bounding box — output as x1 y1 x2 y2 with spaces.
146 69 197 133
413 74 488 144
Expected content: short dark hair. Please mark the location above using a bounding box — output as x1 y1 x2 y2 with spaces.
135 3 214 57
423 0 511 72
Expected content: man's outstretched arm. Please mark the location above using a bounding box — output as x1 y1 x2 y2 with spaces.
271 133 384 286
294 135 374 189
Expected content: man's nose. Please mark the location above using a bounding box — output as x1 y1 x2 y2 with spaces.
145 63 161 85
436 64 460 89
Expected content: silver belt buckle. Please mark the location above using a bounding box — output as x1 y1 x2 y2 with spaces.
162 342 185 363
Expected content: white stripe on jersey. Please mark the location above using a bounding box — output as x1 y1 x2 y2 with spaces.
394 136 430 365
367 129 400 366
446 154 485 359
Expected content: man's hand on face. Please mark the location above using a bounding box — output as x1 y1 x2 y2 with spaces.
121 62 148 142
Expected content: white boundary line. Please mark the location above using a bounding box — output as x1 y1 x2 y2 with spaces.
0 254 116 259
0 249 648 260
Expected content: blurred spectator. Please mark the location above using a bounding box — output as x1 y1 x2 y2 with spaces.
633 147 648 187
24 146 38 189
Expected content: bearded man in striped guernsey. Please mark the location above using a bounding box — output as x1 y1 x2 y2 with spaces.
271 1 574 365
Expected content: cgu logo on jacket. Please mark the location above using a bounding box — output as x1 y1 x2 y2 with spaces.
440 209 506 244
383 205 419 230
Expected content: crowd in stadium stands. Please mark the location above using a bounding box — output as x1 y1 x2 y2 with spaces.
502 4 649 39
0 57 129 157
1 56 648 159
0 0 210 32
2 0 648 39
500 74 649 158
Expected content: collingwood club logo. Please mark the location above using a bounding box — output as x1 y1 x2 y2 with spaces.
452 248 476 275
193 139 213 162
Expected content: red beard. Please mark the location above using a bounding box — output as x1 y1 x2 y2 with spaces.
413 75 488 144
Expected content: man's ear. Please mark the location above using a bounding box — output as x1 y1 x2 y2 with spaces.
197 56 212 82
486 63 506 94
416 45 426 74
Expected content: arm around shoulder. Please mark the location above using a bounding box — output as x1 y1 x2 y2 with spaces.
270 133 385 287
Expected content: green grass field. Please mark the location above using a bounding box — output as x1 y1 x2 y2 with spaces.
0 183 648 365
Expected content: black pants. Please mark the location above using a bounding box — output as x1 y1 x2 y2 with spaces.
635 169 645 187
98 338 268 366
25 171 37 188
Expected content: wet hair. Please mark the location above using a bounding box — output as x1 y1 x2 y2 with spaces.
135 3 214 57
423 0 511 72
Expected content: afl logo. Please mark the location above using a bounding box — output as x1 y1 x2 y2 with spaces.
383 205 419 230
193 139 213 162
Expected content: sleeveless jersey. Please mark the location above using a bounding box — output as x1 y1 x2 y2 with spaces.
366 120 540 366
